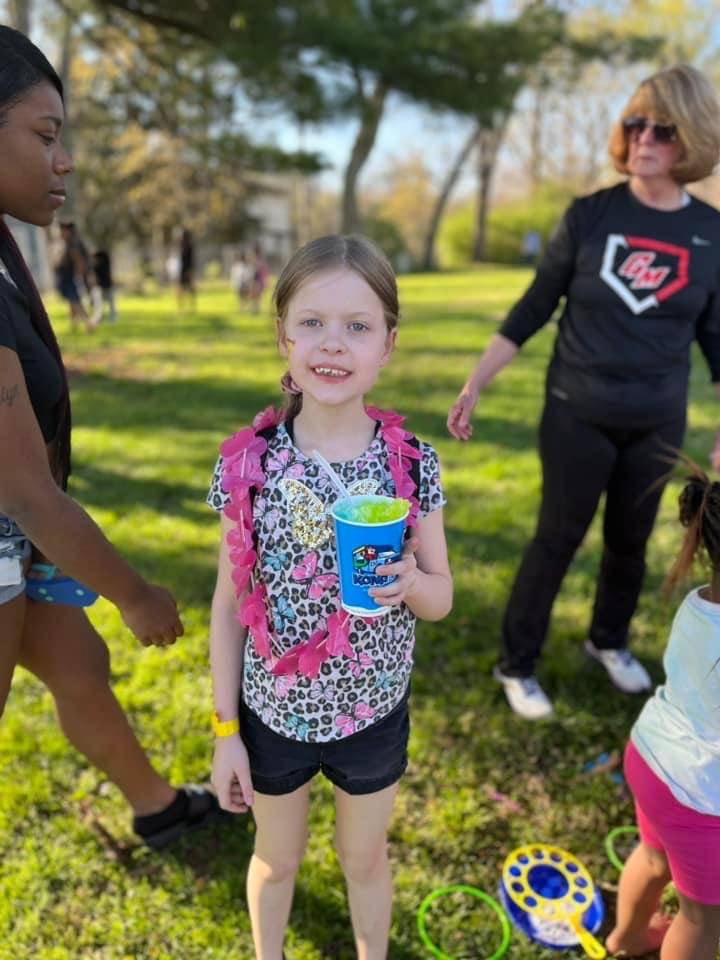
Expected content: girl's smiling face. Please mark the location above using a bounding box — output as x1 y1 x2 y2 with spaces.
278 267 395 409
0 81 72 226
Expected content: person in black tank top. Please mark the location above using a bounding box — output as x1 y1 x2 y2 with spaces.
0 26 219 847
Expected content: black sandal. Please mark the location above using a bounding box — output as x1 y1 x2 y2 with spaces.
133 785 221 849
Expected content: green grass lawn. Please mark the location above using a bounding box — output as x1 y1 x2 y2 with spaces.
2 269 717 960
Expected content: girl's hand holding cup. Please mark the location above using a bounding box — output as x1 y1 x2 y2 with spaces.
369 536 420 608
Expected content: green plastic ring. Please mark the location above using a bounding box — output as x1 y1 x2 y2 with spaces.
605 826 639 872
417 884 511 960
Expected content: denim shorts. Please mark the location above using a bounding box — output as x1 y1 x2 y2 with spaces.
56 276 81 304
0 516 31 605
239 688 410 796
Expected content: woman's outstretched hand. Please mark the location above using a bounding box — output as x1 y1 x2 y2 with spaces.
447 386 479 441
119 583 184 648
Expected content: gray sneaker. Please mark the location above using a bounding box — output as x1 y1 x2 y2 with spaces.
584 640 652 693
493 666 554 720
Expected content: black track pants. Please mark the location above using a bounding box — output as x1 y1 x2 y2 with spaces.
498 396 686 677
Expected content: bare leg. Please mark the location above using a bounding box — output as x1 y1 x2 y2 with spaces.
661 895 720 960
606 843 672 956
90 286 104 327
18 601 174 815
247 783 311 960
334 783 399 960
0 592 25 717
106 289 117 323
70 300 93 333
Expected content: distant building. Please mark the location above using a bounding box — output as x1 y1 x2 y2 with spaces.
245 172 297 266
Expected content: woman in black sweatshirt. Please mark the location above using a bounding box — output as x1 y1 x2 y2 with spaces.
448 65 720 720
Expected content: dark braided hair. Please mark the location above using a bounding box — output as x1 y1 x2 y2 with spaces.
0 27 71 488
663 467 720 596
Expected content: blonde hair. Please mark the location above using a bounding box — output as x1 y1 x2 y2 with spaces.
608 64 720 183
274 234 399 419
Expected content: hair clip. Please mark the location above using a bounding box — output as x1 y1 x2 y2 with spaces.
280 371 302 395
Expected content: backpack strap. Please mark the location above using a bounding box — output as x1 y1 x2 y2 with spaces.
407 435 421 499
252 423 280 510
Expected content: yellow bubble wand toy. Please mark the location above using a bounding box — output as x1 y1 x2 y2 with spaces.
501 843 606 959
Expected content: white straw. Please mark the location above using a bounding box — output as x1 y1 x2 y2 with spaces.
312 450 351 499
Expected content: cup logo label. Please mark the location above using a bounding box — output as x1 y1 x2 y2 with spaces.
351 545 398 586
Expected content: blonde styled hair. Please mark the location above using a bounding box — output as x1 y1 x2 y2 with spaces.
274 234 399 419
608 64 720 183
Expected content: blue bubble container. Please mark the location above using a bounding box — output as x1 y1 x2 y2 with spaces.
498 870 604 951
25 563 98 607
330 495 409 618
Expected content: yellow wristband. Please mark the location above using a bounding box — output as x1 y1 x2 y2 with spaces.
212 711 240 737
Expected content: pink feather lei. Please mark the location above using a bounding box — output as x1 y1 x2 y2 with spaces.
221 405 421 678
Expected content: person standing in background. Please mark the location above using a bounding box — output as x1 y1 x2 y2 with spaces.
90 249 116 325
248 243 269 315
177 227 196 313
448 65 720 720
55 220 92 331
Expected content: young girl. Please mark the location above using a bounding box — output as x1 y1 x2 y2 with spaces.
207 234 452 960
606 470 720 958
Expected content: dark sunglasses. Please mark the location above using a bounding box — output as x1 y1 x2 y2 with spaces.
622 115 678 144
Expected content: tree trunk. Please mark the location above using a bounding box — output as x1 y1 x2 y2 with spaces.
529 83 544 188
420 125 480 271
57 15 77 220
471 116 509 263
341 75 387 234
8 0 31 33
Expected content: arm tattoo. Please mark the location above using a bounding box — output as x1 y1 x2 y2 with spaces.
0 384 20 407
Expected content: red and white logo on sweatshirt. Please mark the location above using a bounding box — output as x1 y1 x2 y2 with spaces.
600 234 689 314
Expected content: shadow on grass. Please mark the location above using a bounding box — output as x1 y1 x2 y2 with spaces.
72 463 209 520
69 369 275 433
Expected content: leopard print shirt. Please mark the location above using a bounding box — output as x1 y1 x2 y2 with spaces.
207 420 445 742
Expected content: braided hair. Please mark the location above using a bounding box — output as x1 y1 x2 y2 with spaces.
0 27 71 488
663 467 720 595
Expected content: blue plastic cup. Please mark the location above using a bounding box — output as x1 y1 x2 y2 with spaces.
330 495 409 617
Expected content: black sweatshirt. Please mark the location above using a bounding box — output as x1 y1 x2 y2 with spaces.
500 182 720 427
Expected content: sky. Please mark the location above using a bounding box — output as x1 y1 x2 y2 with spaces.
247 94 479 196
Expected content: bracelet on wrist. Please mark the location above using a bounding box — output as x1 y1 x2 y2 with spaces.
212 711 240 738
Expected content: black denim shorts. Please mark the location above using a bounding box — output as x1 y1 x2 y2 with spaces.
239 688 410 796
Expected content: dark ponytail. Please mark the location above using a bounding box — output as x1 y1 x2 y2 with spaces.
0 27 71 487
0 26 63 116
663 466 720 596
